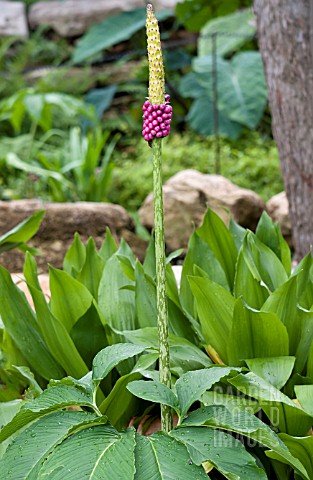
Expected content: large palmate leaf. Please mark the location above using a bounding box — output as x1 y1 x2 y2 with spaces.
73 8 172 64
198 9 256 57
227 300 289 366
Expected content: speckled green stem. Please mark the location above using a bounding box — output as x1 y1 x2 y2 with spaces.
152 138 172 433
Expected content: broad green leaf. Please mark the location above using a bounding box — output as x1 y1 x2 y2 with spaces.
123 327 211 373
73 8 172 63
98 227 118 263
92 344 149 382
201 391 259 414
294 385 313 415
227 300 289 366
0 399 22 459
98 242 137 356
241 232 288 292
134 432 208 479
255 211 291 275
196 209 238 288
229 218 246 251
23 254 89 380
131 352 159 374
175 367 240 418
0 266 64 381
116 254 136 281
84 85 117 120
37 426 136 479
142 233 156 278
11 365 42 397
189 276 234 362
267 434 313 480
261 275 300 354
0 411 105 479
0 210 44 252
307 342 313 378
63 232 86 276
182 404 309 479
99 372 142 429
49 267 93 332
245 357 295 390
294 308 313 374
180 231 229 317
194 52 267 130
198 9 256 57
0 384 95 443
171 426 266 479
229 372 313 436
135 261 157 328
234 246 269 309
127 380 179 411
76 237 105 300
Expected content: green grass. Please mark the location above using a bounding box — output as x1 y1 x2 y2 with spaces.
108 130 283 211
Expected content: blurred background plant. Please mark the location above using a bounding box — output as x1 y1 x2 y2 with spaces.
0 0 282 217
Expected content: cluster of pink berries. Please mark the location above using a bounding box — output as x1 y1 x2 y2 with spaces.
142 94 172 142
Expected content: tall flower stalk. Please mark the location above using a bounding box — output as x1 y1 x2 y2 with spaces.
143 4 172 432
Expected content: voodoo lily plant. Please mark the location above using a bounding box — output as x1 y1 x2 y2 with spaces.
0 4 313 480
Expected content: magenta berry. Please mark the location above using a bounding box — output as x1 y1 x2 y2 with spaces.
142 95 172 142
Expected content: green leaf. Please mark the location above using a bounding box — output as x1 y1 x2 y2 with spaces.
295 385 313 416
73 8 172 63
189 276 234 362
198 9 256 57
49 267 93 332
123 327 211 373
227 300 289 366
229 218 246 251
267 434 313 480
127 379 179 411
92 344 149 382
0 399 22 459
98 227 118 263
201 391 259 414
180 230 229 318
0 411 105 479
171 426 266 479
63 232 86 276
99 372 142 429
245 357 295 390
0 266 64 381
0 384 96 443
37 426 136 479
234 246 269 309
175 367 240 418
182 404 309 479
135 261 158 328
261 275 300 354
193 52 267 129
255 211 291 275
76 237 105 299
229 372 313 436
196 209 238 289
0 210 44 254
134 432 208 479
23 253 89 380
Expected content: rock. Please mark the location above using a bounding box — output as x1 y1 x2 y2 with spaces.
29 0 179 37
139 169 266 252
266 191 292 247
0 200 148 272
0 1 28 37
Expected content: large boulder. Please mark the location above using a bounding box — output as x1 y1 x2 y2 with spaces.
139 169 266 252
0 200 147 272
0 1 28 37
266 191 292 247
29 0 179 37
